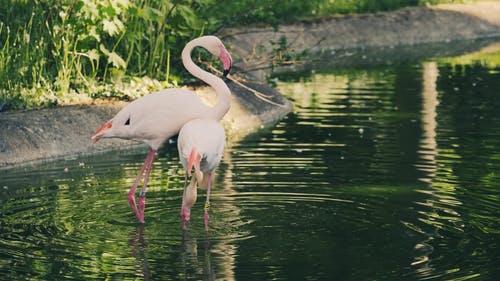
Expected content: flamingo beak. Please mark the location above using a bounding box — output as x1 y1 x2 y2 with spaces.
91 121 112 144
220 45 232 77
187 148 201 177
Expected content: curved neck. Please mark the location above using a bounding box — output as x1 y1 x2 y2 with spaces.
182 40 231 120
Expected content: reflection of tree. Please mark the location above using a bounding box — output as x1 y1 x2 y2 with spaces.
411 60 500 279
410 61 443 277
437 63 500 189
434 62 500 272
229 68 431 279
415 62 438 183
275 67 424 185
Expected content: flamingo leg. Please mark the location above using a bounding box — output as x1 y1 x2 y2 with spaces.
128 159 148 221
180 173 189 228
204 172 214 232
137 149 156 223
128 149 156 223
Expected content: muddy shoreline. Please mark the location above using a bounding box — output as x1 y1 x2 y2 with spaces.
0 79 292 167
1 2 500 168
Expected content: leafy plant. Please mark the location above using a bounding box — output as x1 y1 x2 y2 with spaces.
269 35 308 69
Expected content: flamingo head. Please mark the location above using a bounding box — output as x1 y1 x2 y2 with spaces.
202 36 233 77
91 109 133 143
187 148 204 183
219 45 232 77
181 172 199 225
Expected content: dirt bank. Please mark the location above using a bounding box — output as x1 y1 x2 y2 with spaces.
2 1 500 168
0 80 291 167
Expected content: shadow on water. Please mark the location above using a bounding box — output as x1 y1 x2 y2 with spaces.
1 39 500 280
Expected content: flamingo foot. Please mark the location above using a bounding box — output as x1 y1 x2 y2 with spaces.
181 219 189 230
128 190 142 222
180 207 191 229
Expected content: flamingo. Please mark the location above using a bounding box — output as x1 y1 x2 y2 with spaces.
91 36 232 223
177 118 226 231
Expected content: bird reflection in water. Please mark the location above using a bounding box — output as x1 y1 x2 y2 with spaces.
128 225 216 280
129 224 152 280
181 229 216 281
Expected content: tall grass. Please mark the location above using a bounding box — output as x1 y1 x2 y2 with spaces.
0 0 463 110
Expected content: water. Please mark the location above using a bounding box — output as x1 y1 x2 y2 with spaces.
1 42 500 280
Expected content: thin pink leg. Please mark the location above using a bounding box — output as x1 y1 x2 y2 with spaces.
204 172 214 232
180 174 189 228
128 160 148 221
128 149 156 223
137 149 156 223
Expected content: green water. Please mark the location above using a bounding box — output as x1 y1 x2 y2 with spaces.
1 42 500 280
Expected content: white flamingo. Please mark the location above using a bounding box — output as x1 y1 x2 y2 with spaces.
91 36 232 223
177 118 226 231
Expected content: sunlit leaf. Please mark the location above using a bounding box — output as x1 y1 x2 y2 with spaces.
140 6 162 21
113 18 125 33
111 0 130 14
116 0 130 8
80 0 99 21
100 44 125 68
88 26 100 41
108 52 126 69
86 49 99 62
102 19 117 36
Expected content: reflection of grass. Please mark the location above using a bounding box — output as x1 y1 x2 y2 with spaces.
435 43 500 69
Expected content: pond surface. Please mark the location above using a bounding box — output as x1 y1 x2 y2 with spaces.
1 41 500 280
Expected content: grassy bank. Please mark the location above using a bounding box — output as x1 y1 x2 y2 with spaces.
0 0 463 110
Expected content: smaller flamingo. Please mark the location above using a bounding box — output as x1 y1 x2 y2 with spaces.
177 118 226 231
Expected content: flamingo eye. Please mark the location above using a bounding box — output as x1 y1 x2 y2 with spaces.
125 117 130 126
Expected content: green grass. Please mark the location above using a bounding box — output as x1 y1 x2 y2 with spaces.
436 44 500 69
0 0 464 110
